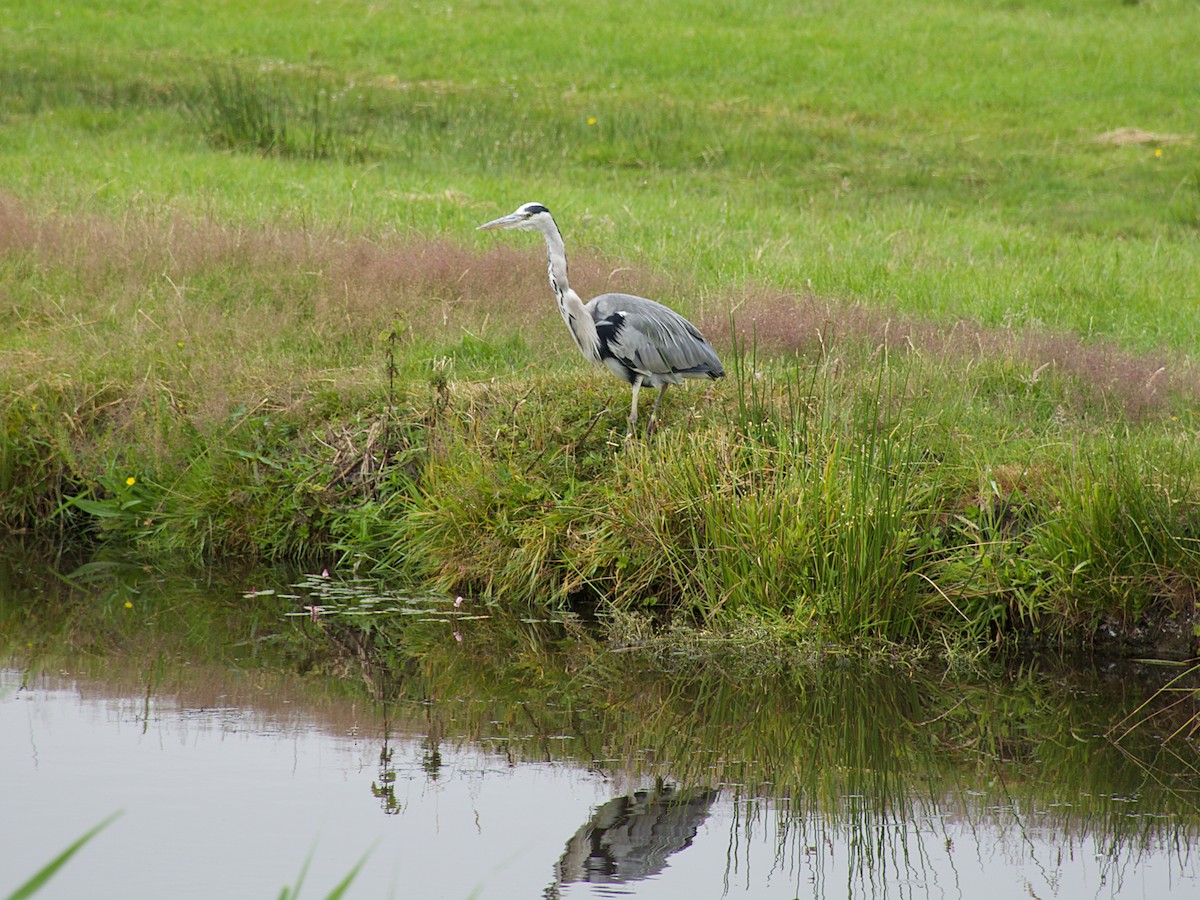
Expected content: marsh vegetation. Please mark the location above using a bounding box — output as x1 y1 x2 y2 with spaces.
2 0 1199 650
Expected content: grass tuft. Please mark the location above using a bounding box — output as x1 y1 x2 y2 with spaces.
182 67 375 162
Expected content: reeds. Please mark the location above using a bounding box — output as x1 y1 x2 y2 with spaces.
182 68 374 162
7 306 1197 648
314 331 1200 646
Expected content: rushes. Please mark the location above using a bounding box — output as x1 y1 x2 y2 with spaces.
614 351 940 639
183 67 373 161
331 334 1199 647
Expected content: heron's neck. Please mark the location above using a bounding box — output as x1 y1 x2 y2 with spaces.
539 218 572 300
538 220 600 363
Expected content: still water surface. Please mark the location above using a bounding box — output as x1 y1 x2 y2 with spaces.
1 563 1197 899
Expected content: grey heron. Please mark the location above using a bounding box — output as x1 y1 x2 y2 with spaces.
477 202 724 436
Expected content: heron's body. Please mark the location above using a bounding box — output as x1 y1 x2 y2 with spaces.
478 202 724 435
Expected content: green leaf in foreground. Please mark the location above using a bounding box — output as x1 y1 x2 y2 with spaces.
5 812 122 900
318 853 370 900
277 848 371 900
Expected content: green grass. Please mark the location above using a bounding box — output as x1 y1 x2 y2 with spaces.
4 814 120 900
2 0 1198 344
2 0 1199 649
5 823 366 900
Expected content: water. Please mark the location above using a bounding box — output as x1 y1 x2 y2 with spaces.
2 560 1198 899
2 669 626 898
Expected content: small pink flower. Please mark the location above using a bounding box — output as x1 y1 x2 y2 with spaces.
454 596 464 608
453 631 463 643
321 568 330 577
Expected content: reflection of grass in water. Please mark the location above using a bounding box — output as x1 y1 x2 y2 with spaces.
404 614 1198 893
1112 659 1200 746
347 601 1200 848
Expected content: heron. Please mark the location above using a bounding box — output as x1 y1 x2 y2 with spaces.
477 202 725 437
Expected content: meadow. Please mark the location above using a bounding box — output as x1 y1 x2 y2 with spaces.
2 0 1199 650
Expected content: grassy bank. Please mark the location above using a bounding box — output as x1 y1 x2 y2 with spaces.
2 1 1199 651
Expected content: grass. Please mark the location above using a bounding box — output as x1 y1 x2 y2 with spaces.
181 67 376 162
1 0 1199 650
4 814 120 900
2 0 1198 341
4 822 367 900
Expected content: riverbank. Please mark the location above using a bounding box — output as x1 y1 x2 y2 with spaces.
3 0 1199 655
2 201 1198 653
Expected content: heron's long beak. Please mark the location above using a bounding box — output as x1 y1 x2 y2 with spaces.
476 212 523 231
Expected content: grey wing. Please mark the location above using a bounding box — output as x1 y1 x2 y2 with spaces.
588 292 724 381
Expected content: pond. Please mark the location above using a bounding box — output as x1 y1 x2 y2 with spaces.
1 555 1198 899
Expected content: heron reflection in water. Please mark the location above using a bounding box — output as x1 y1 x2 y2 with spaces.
545 782 719 897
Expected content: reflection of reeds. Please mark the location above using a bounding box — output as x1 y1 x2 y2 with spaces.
369 609 1200 847
381 611 1200 891
1111 658 1200 753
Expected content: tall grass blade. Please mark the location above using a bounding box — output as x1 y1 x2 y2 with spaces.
276 850 312 900
276 848 369 900
5 812 121 900
319 853 370 900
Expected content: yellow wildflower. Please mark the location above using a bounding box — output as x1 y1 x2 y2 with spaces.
126 476 137 486
587 116 597 126
124 601 133 609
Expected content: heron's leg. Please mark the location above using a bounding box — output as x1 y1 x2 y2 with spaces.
646 384 670 436
627 376 643 438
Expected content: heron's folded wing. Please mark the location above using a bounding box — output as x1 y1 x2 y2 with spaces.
590 293 722 378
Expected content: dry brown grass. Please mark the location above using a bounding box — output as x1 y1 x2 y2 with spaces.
0 192 640 354
711 288 1197 419
1093 127 1191 146
3 193 1195 425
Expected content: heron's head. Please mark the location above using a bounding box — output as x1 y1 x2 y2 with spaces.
476 202 554 233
